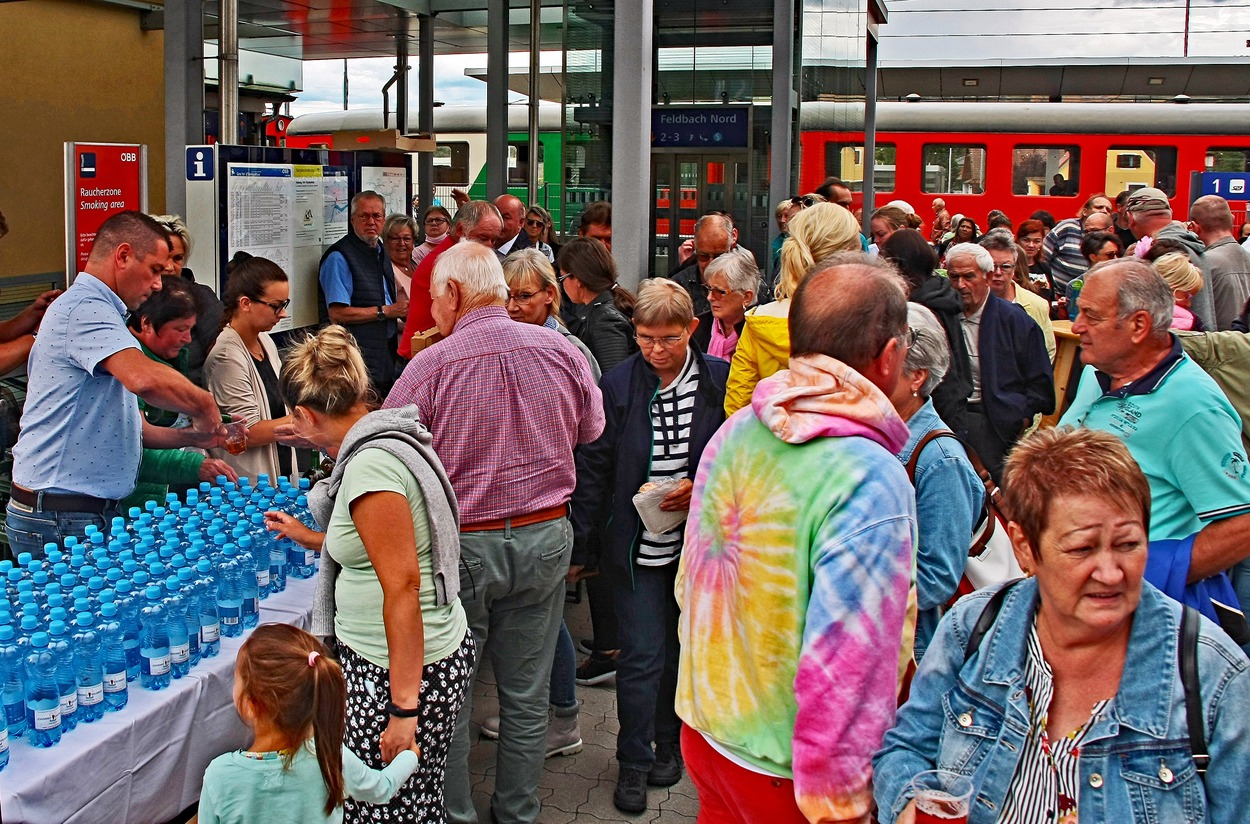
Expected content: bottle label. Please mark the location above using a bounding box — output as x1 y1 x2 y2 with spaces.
170 643 190 664
243 597 257 614
219 604 240 626
256 570 271 587
304 550 316 566
32 706 60 730
0 724 8 752
104 671 127 693
202 622 221 642
142 654 171 676
288 547 306 566
59 693 77 715
78 683 104 706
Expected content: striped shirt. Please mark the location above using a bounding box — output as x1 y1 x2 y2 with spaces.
999 620 1110 824
637 349 700 567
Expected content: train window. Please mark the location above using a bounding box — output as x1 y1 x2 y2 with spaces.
508 143 546 186
1207 148 1250 173
823 142 896 193
1012 146 1081 196
922 144 986 194
1105 146 1178 197
434 142 469 186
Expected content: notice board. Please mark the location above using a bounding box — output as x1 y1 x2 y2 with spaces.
63 142 148 283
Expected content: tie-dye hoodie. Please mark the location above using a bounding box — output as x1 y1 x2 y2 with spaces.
675 354 917 824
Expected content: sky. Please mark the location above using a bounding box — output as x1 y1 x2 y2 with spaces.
288 1 1249 116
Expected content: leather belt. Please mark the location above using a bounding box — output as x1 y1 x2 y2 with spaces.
10 485 118 514
460 503 568 533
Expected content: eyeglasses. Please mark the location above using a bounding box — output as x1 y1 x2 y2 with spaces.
525 218 546 228
354 212 385 222
992 262 1016 273
874 327 917 359
424 217 448 226
906 327 919 348
252 297 290 314
790 195 817 208
387 235 415 245
700 284 736 299
695 249 730 264
557 273 575 285
506 291 541 304
635 332 687 349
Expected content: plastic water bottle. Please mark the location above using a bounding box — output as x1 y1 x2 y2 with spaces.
216 550 243 639
0 626 26 739
247 514 275 599
114 580 141 682
46 620 78 732
195 558 220 657
138 585 171 691
24 632 61 747
97 603 129 712
71 613 104 724
176 568 201 668
235 538 260 630
258 514 287 594
163 578 191 680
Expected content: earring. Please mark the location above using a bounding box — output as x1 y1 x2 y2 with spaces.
911 390 918 397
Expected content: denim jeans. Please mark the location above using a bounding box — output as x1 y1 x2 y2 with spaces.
5 501 115 561
550 621 577 710
443 516 571 824
614 562 682 769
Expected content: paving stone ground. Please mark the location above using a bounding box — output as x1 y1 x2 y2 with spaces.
466 587 699 823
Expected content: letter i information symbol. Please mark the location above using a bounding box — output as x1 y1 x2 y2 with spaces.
186 147 214 181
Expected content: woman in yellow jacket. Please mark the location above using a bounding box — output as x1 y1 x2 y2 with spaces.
724 202 863 415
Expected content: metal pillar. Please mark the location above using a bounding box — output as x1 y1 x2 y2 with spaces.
862 30 879 234
396 17 410 134
164 0 204 217
417 15 434 217
768 0 796 250
486 0 508 199
219 0 239 144
610 0 652 288
527 0 541 208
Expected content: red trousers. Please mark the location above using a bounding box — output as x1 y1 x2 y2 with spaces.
681 726 811 824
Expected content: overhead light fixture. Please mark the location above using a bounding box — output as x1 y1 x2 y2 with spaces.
962 78 979 87
1148 77 1165 85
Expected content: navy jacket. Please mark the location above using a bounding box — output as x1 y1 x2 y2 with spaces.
570 347 729 582
976 294 1055 441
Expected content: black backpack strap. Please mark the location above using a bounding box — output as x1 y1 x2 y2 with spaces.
963 579 1023 665
1180 605 1209 775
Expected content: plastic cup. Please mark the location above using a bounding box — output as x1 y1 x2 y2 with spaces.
910 770 973 824
223 421 248 455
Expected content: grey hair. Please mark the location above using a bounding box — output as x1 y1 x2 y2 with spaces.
694 213 734 240
978 230 1016 254
946 243 993 274
1085 258 1174 337
432 240 509 302
903 303 951 398
350 190 384 215
150 214 193 259
704 247 761 296
453 200 503 234
382 213 418 242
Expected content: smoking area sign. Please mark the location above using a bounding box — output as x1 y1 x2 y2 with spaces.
64 142 148 281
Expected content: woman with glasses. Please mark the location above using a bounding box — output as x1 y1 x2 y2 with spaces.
204 253 298 480
524 205 557 263
503 249 600 380
691 248 759 362
557 237 637 374
412 206 451 267
570 278 729 814
383 213 419 302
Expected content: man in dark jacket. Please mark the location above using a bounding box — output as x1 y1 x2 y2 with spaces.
668 213 741 316
946 243 1054 481
569 278 729 815
318 190 410 395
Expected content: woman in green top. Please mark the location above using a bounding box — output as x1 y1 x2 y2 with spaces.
264 325 473 824
123 276 237 512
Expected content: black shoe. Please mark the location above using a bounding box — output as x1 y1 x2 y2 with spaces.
577 637 597 655
613 766 649 814
575 651 617 686
648 741 684 787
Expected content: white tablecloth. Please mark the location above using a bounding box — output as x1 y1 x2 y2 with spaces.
1 576 316 824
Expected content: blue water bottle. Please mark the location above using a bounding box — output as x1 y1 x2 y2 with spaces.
47 619 78 732
235 538 260 629
97 603 129 711
24 632 61 747
195 558 221 657
114 579 141 681
162 578 191 680
71 613 105 724
176 569 201 668
216 549 243 639
0 625 26 738
138 585 171 691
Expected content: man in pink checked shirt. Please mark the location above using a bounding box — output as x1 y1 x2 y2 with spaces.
383 236 605 824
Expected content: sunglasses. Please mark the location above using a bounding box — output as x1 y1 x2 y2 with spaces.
525 218 546 228
790 195 818 208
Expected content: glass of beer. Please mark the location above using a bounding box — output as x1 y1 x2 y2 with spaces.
223 419 248 455
910 769 973 824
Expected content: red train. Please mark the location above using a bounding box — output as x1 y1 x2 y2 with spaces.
798 100 1250 229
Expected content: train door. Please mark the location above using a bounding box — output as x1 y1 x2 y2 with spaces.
651 152 750 277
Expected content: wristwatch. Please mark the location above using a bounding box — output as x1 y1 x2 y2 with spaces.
376 306 386 321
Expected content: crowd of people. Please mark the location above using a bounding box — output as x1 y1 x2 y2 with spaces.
6 173 1250 824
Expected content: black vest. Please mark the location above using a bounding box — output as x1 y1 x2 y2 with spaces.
319 232 398 391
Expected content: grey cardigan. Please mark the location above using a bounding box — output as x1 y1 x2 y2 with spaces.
309 405 461 638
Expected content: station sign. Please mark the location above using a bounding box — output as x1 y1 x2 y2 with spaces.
64 142 148 283
1197 172 1250 199
652 107 750 149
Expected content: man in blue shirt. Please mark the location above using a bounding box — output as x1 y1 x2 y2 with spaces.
1061 258 1250 645
7 211 225 558
318 191 409 395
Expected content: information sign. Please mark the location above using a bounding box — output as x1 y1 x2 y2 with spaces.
652 107 750 149
64 142 147 281
1198 172 1250 198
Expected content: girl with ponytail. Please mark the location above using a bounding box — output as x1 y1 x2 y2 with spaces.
198 624 421 823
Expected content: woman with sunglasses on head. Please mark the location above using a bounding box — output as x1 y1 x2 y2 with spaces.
524 205 558 263
203 253 298 480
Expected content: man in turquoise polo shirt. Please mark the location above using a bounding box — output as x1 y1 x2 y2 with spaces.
1062 258 1250 646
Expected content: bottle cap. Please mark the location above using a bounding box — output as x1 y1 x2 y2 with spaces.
49 608 68 625
88 576 106 591
145 584 164 600
31 631 50 647
49 620 66 636
75 612 93 628
21 615 39 631
100 603 118 618
43 542 59 556
0 626 14 641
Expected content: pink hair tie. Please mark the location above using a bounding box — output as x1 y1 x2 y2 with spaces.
308 651 320 667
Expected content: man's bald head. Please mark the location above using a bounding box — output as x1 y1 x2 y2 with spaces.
494 194 526 247
789 254 908 373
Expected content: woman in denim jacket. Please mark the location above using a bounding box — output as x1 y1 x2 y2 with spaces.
875 427 1250 824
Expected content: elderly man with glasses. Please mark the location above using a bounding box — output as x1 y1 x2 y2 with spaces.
668 212 749 316
979 231 1056 360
